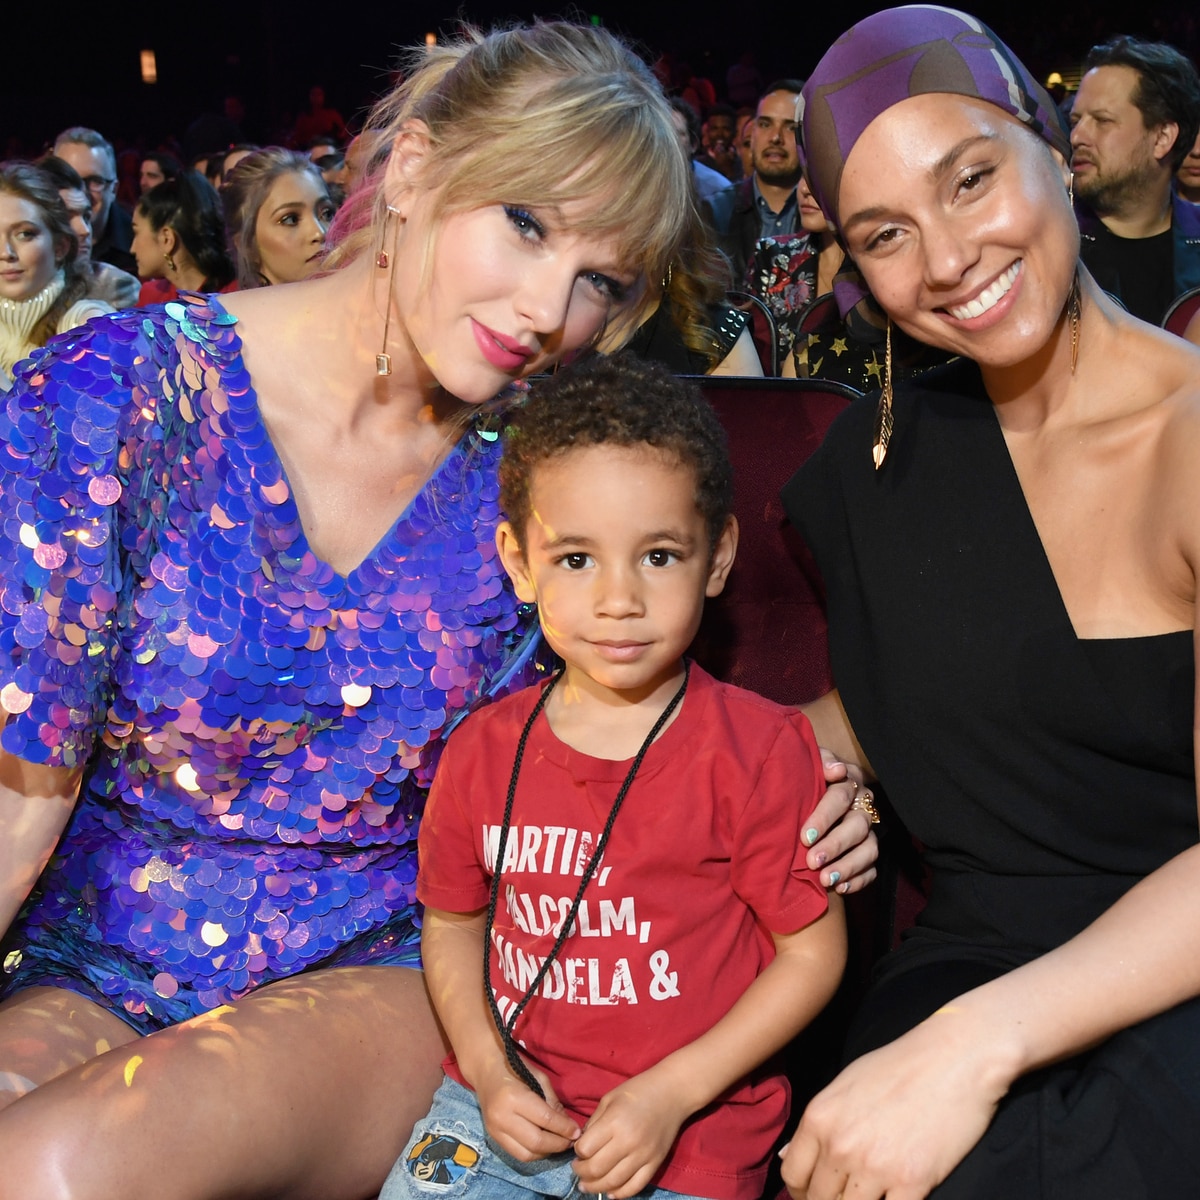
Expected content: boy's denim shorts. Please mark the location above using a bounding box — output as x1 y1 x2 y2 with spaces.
380 1076 712 1200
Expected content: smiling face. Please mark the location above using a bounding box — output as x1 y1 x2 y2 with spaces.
1070 64 1172 215
0 194 64 301
253 170 336 285
497 444 734 707
838 94 1077 370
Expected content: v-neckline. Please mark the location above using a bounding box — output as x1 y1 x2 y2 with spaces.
970 368 1191 645
202 293 473 592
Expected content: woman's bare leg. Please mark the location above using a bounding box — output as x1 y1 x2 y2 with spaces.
0 965 448 1200
0 986 140 1109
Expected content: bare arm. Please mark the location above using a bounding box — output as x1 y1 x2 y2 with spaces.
573 900 847 1197
800 689 872 777
421 907 581 1160
782 618 1200 1200
710 326 765 377
0 729 81 936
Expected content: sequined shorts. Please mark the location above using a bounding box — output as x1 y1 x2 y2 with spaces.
1 904 423 1035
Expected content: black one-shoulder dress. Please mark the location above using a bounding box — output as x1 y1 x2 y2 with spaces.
783 358 1200 1198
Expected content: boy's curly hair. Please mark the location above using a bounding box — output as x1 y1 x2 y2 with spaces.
499 354 733 549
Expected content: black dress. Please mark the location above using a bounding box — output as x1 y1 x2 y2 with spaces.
782 359 1200 1198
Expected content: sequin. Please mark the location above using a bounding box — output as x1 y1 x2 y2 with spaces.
0 295 547 1027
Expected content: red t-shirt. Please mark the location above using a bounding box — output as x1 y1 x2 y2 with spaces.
418 664 828 1200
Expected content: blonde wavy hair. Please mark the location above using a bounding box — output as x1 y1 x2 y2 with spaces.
325 21 694 350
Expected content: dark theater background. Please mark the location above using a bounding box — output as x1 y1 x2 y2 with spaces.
4 1 1197 160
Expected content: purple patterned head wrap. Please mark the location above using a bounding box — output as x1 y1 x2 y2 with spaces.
800 5 1070 229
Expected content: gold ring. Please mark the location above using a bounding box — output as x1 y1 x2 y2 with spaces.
851 792 880 824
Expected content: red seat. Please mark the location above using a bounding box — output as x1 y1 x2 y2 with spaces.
793 291 841 336
690 371 925 1019
1163 285 1200 338
688 375 859 704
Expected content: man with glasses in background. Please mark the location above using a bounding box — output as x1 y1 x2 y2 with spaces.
53 127 136 275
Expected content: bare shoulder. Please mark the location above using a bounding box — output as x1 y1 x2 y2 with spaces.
1153 335 1200 446
217 278 318 344
1144 333 1200 566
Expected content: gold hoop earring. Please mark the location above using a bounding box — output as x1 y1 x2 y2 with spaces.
165 251 177 274
377 206 401 376
872 319 894 470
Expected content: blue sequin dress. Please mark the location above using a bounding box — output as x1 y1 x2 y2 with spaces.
0 295 539 1031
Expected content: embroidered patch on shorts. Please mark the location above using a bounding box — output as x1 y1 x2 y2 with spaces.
407 1133 481 1185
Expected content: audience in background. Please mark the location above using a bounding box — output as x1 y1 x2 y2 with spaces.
222 148 334 288
667 98 734 232
1178 130 1200 201
0 162 113 390
1072 36 1200 323
36 155 140 309
219 143 261 186
291 84 347 149
5 22 1200 380
131 172 235 303
139 152 182 195
720 80 804 284
699 103 741 180
52 127 136 275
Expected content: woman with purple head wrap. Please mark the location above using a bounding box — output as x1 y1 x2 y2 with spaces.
781 7 1200 1198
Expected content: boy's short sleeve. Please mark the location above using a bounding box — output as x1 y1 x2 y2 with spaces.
417 730 493 913
729 710 829 934
0 336 127 767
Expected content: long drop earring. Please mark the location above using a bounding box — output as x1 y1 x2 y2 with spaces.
1069 269 1081 374
872 319 894 470
377 205 401 377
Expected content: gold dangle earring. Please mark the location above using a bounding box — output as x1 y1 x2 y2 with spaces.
165 251 177 275
1069 269 1081 374
377 204 401 377
872 319 894 470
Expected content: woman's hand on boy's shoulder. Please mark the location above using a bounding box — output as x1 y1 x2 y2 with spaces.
803 752 879 895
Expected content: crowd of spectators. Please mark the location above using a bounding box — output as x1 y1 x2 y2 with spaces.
6 15 1200 392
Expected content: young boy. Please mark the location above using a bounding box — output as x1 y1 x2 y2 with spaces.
381 356 846 1200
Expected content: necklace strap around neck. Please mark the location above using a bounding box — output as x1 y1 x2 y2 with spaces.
482 661 691 1096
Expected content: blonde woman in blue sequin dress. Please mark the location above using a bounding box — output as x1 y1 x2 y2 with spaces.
0 23 875 1200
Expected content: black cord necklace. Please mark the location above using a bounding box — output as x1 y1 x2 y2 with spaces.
482 661 691 1097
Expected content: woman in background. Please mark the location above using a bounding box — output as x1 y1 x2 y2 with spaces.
0 161 112 390
131 172 235 303
223 148 336 288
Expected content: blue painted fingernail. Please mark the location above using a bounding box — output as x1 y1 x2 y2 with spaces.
828 871 841 885
804 827 819 846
